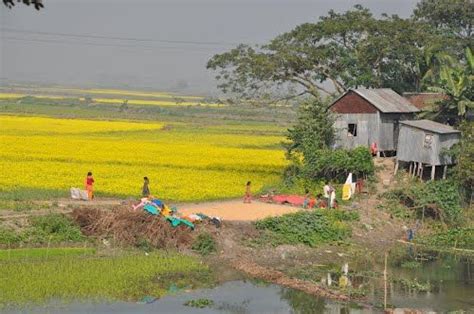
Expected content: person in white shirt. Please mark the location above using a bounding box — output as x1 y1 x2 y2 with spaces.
323 181 332 208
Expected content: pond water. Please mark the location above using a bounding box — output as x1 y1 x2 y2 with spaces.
5 249 474 313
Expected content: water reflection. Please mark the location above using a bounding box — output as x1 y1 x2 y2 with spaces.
5 248 474 313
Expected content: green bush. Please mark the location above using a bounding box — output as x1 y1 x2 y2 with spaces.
411 180 462 223
302 147 374 182
0 227 23 245
380 179 462 224
192 233 217 256
255 209 356 247
0 214 85 246
419 227 474 250
26 214 85 243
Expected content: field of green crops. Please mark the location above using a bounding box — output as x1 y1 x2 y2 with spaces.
0 250 212 306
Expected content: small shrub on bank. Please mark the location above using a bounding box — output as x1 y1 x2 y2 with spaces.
0 214 85 246
255 209 356 247
380 180 462 224
27 214 85 243
192 233 217 256
0 227 24 245
184 298 214 308
419 227 474 250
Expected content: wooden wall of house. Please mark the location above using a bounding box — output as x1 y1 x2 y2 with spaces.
333 113 379 149
331 91 378 149
379 113 415 151
330 91 378 113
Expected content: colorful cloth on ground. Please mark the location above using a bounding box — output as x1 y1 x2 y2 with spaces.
151 199 164 209
271 194 305 206
161 205 172 216
144 204 159 215
166 216 195 229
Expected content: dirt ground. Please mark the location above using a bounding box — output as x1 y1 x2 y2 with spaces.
178 199 301 221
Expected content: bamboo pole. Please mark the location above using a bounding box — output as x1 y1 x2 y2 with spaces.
431 164 436 181
394 160 399 175
384 251 388 310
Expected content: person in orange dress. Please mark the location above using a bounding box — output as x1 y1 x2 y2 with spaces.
85 171 95 200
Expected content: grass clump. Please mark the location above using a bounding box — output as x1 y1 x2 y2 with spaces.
0 251 211 306
393 278 431 292
0 214 85 246
400 261 422 269
0 227 24 245
27 214 85 243
184 298 214 308
192 232 217 256
254 209 356 247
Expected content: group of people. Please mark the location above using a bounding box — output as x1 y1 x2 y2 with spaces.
84 173 336 210
82 173 151 201
302 182 338 209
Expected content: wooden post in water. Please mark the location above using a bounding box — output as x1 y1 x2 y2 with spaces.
384 251 388 310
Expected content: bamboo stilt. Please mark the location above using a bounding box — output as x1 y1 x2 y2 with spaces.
384 251 388 310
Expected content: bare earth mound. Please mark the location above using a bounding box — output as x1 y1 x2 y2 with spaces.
71 207 199 249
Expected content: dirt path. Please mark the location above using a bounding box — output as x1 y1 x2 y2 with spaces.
178 199 301 221
0 198 301 222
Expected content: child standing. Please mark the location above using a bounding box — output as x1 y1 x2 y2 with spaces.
85 172 95 200
142 177 150 197
244 181 252 203
303 189 311 209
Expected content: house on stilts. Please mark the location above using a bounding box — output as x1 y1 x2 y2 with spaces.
394 119 460 181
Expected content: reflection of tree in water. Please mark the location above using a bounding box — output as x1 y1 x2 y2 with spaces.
279 288 327 314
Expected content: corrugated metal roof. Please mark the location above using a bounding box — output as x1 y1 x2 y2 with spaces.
400 119 460 134
351 88 420 113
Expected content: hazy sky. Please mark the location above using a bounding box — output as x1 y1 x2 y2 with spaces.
1 0 419 95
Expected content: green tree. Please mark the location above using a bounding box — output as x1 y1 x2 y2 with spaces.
285 97 335 158
452 121 474 202
424 47 474 121
207 5 440 101
413 0 474 41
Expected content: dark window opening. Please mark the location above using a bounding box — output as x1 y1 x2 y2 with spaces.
348 123 357 137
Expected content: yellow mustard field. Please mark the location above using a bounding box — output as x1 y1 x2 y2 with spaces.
0 115 286 201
